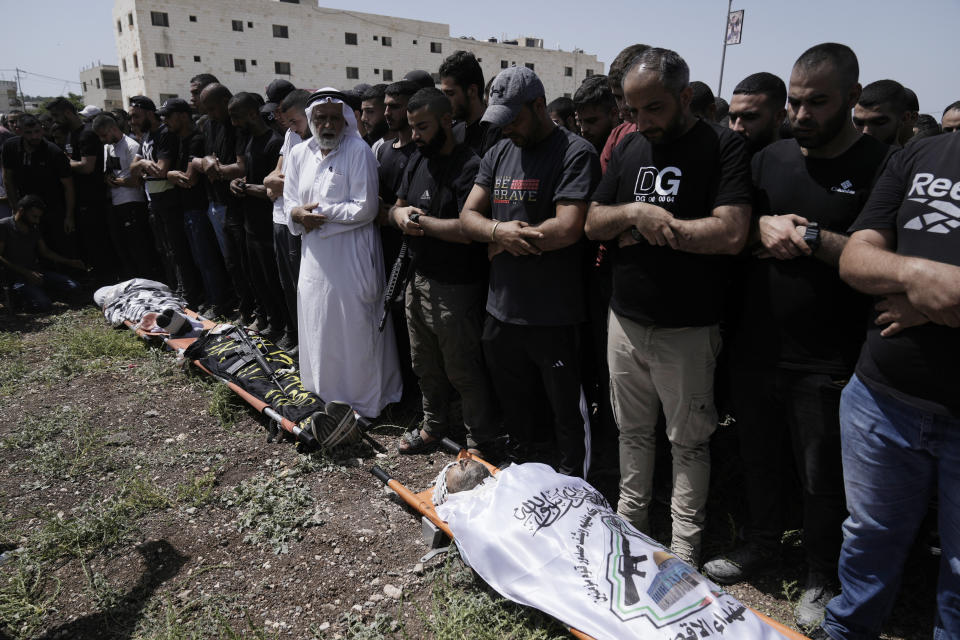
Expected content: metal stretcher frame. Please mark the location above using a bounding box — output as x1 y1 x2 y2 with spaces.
370 439 811 640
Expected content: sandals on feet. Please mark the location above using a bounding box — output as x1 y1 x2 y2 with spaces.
398 428 440 454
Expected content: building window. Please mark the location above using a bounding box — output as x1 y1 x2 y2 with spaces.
412 39 417 45
585 69 594 77
381 36 392 47
133 53 138 69
374 68 379 74
275 61 291 75
525 38 537 47
116 19 122 34
189 15 196 22
121 58 127 72
279 0 299 3
346 66 359 80
95 78 101 89
430 42 442 54
500 60 508 69
382 69 393 81
251 59 257 66
194 55 201 62
234 58 247 73
247 21 253 28
82 81 87 92
564 66 572 77
159 93 179 103
232 20 243 32
150 11 169 27
525 63 534 71
273 24 288 38
373 35 378 41
127 12 133 26
155 53 174 68
345 32 357 45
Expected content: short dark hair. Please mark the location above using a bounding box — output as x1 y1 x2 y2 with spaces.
228 92 262 114
912 114 941 140
406 87 452 118
91 113 117 132
341 90 362 112
733 72 787 109
573 75 615 111
903 87 919 112
859 79 909 114
794 43 859 89
943 100 960 115
608 44 651 90
18 113 39 129
689 81 715 116
45 97 77 114
438 50 485 97
361 84 387 103
202 83 233 105
385 80 419 100
547 96 575 122
280 89 311 113
626 47 689 96
190 73 219 87
714 97 729 120
16 194 46 212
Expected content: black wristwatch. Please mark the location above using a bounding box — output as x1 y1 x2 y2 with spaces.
630 227 643 242
802 221 821 252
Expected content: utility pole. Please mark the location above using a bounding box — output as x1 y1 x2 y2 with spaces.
717 0 732 97
15 67 26 109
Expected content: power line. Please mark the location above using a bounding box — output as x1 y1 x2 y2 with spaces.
0 68 81 86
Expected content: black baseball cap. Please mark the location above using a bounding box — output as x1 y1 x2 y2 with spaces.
158 98 192 117
264 79 296 112
129 95 157 111
404 70 435 89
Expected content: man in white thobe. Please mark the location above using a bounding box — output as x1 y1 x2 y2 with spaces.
284 88 402 417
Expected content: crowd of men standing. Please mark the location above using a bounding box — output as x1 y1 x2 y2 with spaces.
0 39 958 640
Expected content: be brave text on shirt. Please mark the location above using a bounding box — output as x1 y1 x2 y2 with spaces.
493 175 540 204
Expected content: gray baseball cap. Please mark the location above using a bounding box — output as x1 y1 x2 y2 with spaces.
481 66 545 127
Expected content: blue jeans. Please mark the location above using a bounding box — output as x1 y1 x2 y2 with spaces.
823 375 960 640
206 201 229 257
12 271 79 311
184 207 230 307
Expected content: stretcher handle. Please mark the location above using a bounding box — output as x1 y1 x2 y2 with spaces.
440 438 464 455
370 465 392 484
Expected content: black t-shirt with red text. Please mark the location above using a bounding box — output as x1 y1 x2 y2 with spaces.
475 126 599 326
849 134 960 417
734 135 893 373
592 120 752 327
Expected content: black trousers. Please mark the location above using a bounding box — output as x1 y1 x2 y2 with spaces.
273 222 300 335
223 204 256 319
482 316 586 477
76 200 120 284
149 193 203 305
108 201 161 281
732 365 848 572
244 218 286 332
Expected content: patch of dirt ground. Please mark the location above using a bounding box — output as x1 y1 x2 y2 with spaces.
0 305 936 639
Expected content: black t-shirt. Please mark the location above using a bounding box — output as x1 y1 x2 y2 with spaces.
734 135 893 373
475 126 600 325
1 137 70 211
592 120 752 327
141 122 179 201
454 119 502 157
378 139 417 206
240 129 283 234
175 129 208 212
203 118 239 205
849 134 960 417
66 122 105 206
0 216 40 270
396 143 487 284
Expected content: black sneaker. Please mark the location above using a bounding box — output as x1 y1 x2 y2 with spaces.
795 568 838 629
701 542 777 585
274 332 297 352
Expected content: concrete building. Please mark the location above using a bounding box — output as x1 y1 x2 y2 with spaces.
1 80 19 110
112 0 603 106
80 64 123 111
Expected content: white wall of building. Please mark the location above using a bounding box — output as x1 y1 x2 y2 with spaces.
80 65 123 111
113 0 603 106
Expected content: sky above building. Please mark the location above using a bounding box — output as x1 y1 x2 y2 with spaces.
1 0 957 114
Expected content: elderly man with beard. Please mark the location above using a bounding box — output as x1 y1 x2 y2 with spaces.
390 88 499 456
585 47 752 566
283 89 402 418
703 44 894 629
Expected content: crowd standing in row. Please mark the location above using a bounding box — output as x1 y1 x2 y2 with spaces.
0 40 957 640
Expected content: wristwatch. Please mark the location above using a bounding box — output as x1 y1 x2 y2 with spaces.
630 227 643 242
802 221 821 252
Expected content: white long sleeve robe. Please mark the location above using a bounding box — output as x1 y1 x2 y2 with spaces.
284 134 402 417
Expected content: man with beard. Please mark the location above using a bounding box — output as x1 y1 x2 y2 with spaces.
461 66 600 477
854 79 912 146
283 89 402 417
702 43 893 629
728 72 787 155
227 92 289 346
897 87 919 146
189 73 218 117
360 84 389 150
439 50 499 156
573 75 618 154
264 89 311 353
585 48 752 566
600 44 650 173
390 88 499 456
161 98 232 317
547 96 578 133
1 114 75 258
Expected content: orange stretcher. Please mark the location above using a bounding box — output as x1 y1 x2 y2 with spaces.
121 310 320 448
370 439 810 640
